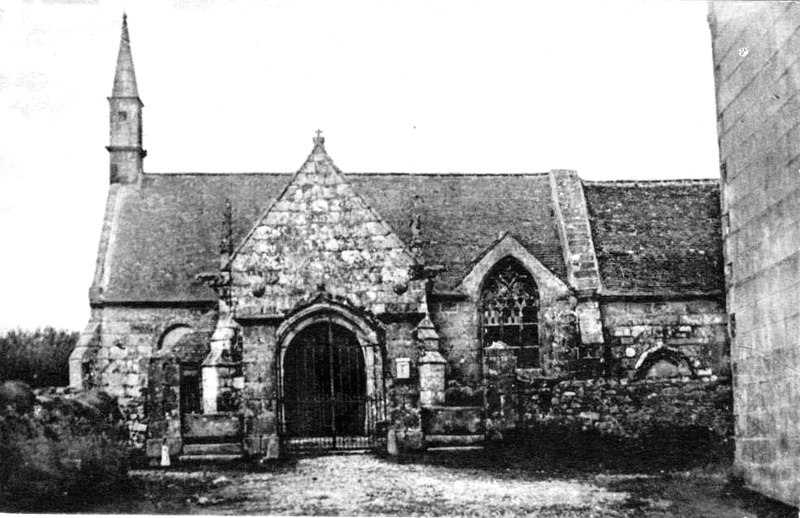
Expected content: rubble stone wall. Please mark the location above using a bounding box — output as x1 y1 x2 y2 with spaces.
518 377 733 439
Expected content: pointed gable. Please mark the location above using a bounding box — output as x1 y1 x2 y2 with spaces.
231 134 426 316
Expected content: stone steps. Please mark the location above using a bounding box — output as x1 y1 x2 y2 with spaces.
182 442 243 456
178 441 244 463
177 453 243 463
425 434 485 447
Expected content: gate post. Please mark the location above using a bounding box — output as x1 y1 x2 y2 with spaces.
144 355 182 464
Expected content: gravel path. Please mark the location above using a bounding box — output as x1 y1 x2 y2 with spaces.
133 454 631 516
126 452 793 517
207 455 627 516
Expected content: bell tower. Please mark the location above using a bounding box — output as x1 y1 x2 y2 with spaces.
107 13 146 184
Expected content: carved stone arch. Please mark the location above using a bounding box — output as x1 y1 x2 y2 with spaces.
276 300 386 445
634 346 695 380
157 324 193 352
276 300 383 349
459 233 570 304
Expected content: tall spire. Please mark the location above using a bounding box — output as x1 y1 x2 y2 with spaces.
107 12 145 184
112 13 139 97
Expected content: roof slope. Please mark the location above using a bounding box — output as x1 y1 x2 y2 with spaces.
583 180 724 296
104 174 291 302
102 172 565 302
349 174 566 290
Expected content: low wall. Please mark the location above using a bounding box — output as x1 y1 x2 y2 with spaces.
517 376 733 439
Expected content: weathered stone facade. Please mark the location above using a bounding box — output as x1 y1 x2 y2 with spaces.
70 15 729 463
709 2 800 506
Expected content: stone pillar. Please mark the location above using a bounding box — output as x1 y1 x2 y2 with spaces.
202 318 241 414
483 342 518 431
419 351 446 406
416 315 446 406
576 300 603 345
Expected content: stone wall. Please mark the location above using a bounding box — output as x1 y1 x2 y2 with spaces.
709 2 800 505
231 142 426 318
601 299 728 379
517 377 732 440
239 323 277 455
73 305 217 449
430 299 480 385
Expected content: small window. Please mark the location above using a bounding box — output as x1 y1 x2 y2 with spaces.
118 111 128 121
480 257 540 368
110 163 118 181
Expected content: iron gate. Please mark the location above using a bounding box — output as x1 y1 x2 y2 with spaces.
278 319 385 453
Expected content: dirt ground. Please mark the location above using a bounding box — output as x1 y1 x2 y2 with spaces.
65 448 797 517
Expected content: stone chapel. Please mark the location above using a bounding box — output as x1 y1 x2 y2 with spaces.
70 16 728 462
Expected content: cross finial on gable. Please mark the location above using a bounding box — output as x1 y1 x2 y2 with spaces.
314 129 325 146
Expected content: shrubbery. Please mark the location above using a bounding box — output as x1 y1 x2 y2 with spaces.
0 327 78 387
0 385 130 511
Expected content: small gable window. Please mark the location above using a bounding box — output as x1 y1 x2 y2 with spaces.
480 256 540 368
118 110 128 121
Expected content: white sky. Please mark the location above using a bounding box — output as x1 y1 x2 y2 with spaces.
0 0 720 332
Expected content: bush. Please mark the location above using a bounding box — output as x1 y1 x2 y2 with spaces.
0 386 130 511
0 328 78 387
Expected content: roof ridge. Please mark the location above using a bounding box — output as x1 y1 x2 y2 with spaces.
142 171 551 177
584 178 720 186
144 172 292 176
345 172 550 177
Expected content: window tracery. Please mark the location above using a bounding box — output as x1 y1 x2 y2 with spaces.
480 256 540 368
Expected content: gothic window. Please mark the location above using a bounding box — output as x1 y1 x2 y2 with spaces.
480 256 540 368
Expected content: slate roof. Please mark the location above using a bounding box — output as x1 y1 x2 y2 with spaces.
583 180 724 296
349 174 566 290
101 172 566 302
104 174 291 302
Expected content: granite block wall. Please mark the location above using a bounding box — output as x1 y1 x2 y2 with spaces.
709 2 800 505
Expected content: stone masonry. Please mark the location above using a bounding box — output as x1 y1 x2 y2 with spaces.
709 2 800 506
70 14 730 463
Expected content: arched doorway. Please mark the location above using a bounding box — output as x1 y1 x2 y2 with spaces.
281 320 370 450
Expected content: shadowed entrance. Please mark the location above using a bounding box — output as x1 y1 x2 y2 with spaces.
282 320 369 450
